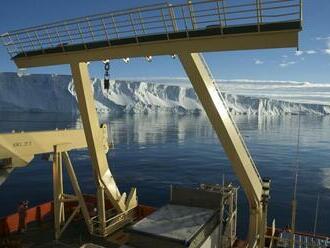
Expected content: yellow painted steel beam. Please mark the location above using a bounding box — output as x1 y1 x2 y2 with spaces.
70 62 127 213
62 151 92 233
178 52 264 247
0 128 106 168
14 30 299 68
53 147 64 240
52 150 93 239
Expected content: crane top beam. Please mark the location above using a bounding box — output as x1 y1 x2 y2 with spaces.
0 127 109 187
0 127 109 168
0 0 302 68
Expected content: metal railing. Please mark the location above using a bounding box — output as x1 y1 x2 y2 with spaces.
275 232 330 248
0 0 302 58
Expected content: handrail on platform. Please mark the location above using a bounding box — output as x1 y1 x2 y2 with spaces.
1 0 302 59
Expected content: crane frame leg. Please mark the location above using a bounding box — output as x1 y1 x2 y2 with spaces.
53 146 65 240
62 151 92 232
52 146 92 240
70 62 125 211
178 52 266 247
70 62 137 237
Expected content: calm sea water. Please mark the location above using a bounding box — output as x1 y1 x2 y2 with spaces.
0 112 329 238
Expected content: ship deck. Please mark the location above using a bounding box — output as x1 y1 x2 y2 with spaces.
0 196 156 248
2 219 124 248
1 199 329 248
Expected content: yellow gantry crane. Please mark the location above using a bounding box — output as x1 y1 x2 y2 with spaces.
0 0 302 247
0 127 113 238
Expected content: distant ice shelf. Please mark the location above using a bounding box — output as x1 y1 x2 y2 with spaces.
0 72 329 116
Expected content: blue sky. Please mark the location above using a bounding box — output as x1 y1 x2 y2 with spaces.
0 0 329 83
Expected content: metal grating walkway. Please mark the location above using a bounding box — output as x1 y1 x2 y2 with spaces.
1 0 302 59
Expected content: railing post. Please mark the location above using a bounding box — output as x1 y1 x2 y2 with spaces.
256 0 263 31
221 0 227 27
216 1 224 34
64 22 73 44
160 8 169 39
34 31 44 52
100 18 111 46
187 1 197 30
129 13 138 43
181 7 189 37
168 4 178 32
27 32 36 50
111 15 120 39
77 23 87 49
86 18 96 41
138 9 146 34
14 34 27 57
54 27 65 52
299 0 303 23
45 27 54 49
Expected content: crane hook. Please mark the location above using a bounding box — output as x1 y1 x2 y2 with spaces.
104 61 110 91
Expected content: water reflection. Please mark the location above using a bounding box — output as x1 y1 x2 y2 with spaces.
99 113 216 146
0 112 329 236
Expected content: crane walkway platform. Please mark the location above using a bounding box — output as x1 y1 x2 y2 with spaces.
1 0 302 67
10 21 300 59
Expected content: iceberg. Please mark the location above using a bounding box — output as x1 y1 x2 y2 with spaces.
0 72 329 116
0 72 76 113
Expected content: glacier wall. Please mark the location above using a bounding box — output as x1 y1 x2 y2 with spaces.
0 72 329 116
0 72 76 113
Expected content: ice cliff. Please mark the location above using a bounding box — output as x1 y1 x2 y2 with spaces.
0 73 75 113
0 72 329 116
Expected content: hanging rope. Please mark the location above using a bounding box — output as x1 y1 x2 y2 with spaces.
293 107 301 200
290 105 302 248
313 193 320 236
104 61 110 91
